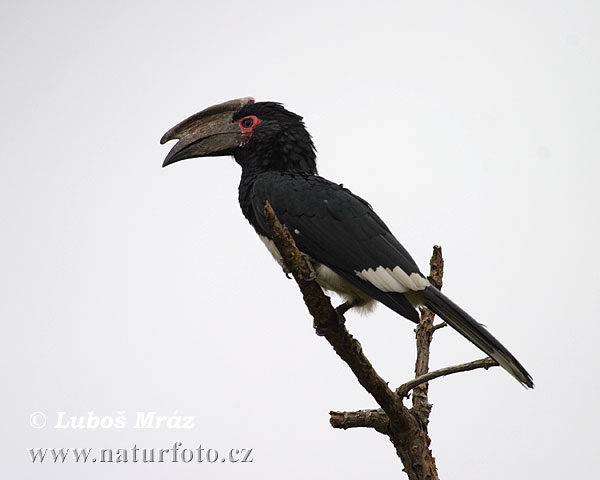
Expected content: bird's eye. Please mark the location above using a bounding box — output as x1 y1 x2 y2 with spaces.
241 117 254 128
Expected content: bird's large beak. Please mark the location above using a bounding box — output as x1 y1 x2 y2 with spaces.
160 97 255 167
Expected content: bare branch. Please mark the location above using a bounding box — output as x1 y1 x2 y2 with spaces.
330 409 389 434
412 245 444 423
397 357 499 398
426 245 444 290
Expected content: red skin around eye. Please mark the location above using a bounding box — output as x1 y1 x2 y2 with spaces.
239 115 262 141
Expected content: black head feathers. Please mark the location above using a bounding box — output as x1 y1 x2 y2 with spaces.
233 102 317 175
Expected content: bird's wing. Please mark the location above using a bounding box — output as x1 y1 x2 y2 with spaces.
250 172 429 320
249 173 534 387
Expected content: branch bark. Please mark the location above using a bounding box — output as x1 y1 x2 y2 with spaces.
329 409 389 434
397 357 498 398
328 355 499 430
411 246 444 425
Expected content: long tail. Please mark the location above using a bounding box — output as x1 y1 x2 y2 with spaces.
422 286 534 388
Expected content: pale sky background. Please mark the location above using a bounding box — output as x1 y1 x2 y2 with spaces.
2 1 599 478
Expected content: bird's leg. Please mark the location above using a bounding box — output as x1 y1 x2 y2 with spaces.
335 301 354 316
313 301 353 336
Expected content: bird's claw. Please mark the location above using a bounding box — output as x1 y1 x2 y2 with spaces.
298 254 317 282
313 308 346 336
300 269 317 282
282 261 316 281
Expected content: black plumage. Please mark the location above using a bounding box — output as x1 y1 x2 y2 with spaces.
247 172 422 322
161 97 534 388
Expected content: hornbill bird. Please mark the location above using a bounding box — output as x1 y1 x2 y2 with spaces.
161 97 534 389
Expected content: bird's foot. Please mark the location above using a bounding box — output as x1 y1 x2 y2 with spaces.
281 255 317 281
298 254 317 281
300 269 317 282
313 305 347 336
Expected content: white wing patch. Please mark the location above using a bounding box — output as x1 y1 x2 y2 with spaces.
355 266 429 293
259 232 427 296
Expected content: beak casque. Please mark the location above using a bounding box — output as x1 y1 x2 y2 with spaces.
161 97 255 167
